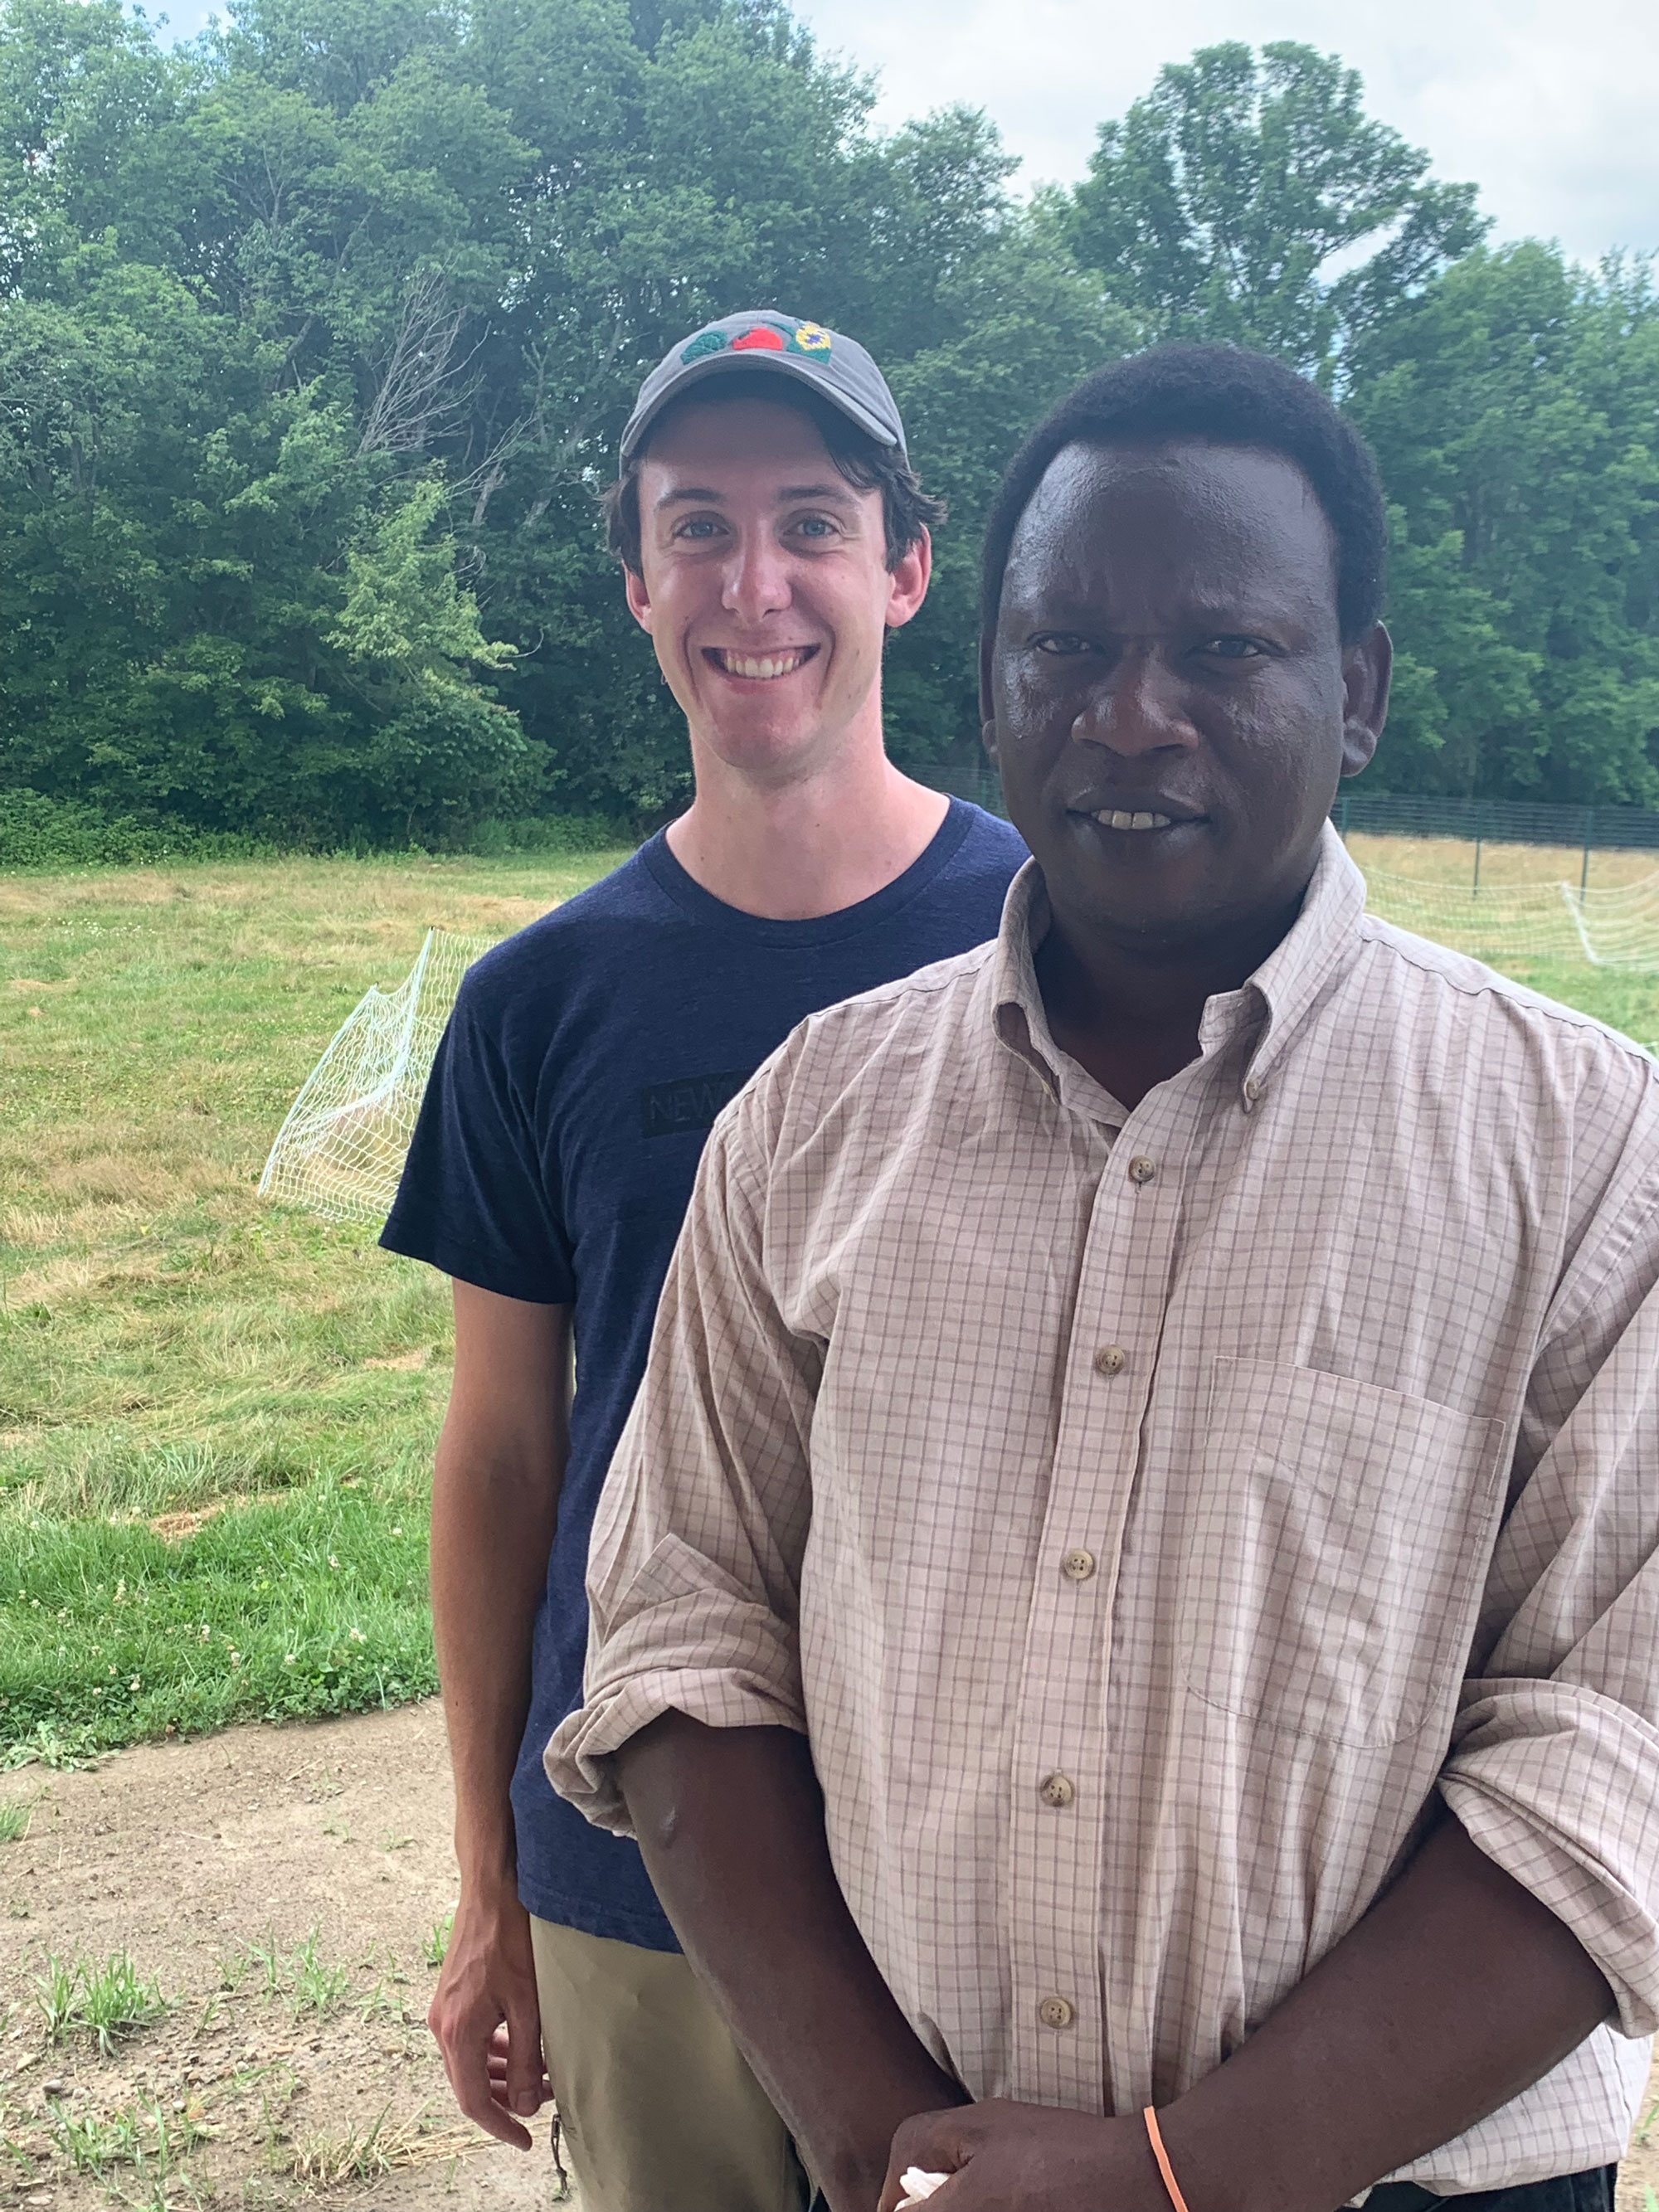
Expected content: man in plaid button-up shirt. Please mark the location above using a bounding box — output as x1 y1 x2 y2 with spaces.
550 346 1659 2212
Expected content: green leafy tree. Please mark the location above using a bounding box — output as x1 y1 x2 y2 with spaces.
1347 244 1659 802
1068 41 1486 380
0 0 1653 834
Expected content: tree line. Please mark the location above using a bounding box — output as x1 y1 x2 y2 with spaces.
0 0 1655 845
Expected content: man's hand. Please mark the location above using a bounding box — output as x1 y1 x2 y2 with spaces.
879 2103 1164 2212
428 1867 551 2151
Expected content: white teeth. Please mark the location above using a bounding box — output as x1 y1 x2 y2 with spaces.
1092 809 1174 831
718 650 809 679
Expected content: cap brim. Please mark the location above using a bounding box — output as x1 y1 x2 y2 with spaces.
620 350 902 468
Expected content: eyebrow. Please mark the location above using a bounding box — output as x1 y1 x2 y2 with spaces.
652 482 859 512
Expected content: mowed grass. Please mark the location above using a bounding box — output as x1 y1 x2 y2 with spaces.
1346 833 1659 1044
1345 831 1659 892
0 846 627 1763
2 830 1657 1767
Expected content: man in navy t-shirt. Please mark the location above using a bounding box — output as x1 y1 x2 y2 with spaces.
381 309 1025 2212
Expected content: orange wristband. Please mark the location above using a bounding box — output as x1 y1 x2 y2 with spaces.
1143 2106 1193 2212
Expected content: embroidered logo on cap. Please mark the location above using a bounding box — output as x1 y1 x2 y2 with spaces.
678 318 835 367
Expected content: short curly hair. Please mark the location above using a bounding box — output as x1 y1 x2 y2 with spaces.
981 343 1388 644
604 370 944 576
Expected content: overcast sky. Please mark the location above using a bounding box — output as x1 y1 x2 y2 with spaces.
791 0 1657 262
148 0 1657 265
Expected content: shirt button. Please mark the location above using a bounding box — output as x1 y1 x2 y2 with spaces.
1039 1772 1076 1808
1243 1076 1263 1103
1092 1344 1126 1377
1127 1155 1157 1185
1062 1547 1097 1582
1038 1996 1075 2030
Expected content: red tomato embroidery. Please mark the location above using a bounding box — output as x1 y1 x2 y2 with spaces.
731 325 786 352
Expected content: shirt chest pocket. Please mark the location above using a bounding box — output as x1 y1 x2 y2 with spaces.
1178 1356 1508 1748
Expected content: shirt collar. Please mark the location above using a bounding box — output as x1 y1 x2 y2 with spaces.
991 821 1369 1114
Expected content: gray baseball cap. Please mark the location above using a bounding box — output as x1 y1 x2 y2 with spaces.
619 310 907 470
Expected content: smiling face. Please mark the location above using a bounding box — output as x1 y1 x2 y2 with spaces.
625 396 929 787
985 438 1389 957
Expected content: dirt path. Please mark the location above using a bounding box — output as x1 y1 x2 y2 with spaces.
1 1704 1653 2210
0 1702 572 2209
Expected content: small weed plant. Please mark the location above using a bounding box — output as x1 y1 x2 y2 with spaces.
36 1949 168 2054
0 1799 29 1842
422 1911 453 1968
234 1928 350 2018
36 1953 78 2041
47 2097 141 2176
289 1929 350 2017
356 1970 411 2025
48 2092 207 2197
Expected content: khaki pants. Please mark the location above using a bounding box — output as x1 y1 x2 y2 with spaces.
530 1917 812 2212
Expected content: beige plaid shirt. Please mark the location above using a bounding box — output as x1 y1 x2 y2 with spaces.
548 827 1659 2192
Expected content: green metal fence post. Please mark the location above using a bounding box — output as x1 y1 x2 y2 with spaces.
1582 807 1593 902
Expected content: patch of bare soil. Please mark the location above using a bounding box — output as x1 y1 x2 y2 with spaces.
0 1702 573 2210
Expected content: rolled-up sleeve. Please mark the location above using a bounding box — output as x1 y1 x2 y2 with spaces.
545 1058 820 1833
1442 1184 1659 2038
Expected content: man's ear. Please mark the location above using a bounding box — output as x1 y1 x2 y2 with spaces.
883 526 932 630
979 630 1000 771
624 562 654 634
1340 621 1391 778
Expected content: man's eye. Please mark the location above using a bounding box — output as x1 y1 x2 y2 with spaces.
792 516 837 539
673 516 722 540
1201 635 1267 659
1033 634 1093 656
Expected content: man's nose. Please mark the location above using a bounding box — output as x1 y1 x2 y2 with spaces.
1073 651 1199 757
721 532 791 623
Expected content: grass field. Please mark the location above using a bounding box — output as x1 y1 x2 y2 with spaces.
3 830 1658 1767
1345 830 1659 892
0 847 629 1765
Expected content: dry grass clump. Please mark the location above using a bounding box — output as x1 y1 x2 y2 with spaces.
288 2103 477 2185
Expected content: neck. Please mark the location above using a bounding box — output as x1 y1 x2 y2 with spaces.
665 710 950 921
1036 889 1306 1112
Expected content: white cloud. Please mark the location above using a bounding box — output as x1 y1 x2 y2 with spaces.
796 0 1659 261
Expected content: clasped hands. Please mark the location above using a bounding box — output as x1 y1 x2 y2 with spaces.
875 2100 1184 2212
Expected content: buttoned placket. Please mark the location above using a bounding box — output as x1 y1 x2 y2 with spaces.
1002 1051 1208 2112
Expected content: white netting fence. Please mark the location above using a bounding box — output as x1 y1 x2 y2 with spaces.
259 929 495 1227
1361 867 1659 970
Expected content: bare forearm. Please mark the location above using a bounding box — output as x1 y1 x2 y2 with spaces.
429 1286 570 1880
617 1714 966 2210
431 1449 558 1873
1167 1811 1616 2212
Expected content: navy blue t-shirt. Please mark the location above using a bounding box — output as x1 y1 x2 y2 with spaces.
381 797 1026 1949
